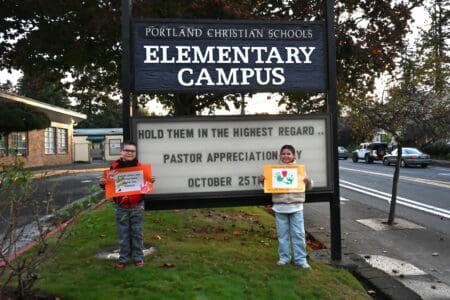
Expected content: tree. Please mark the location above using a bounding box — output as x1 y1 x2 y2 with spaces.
360 47 449 225
252 0 424 112
278 93 326 114
16 74 71 108
337 116 356 147
0 81 16 94
0 101 50 136
418 0 450 95
0 0 424 118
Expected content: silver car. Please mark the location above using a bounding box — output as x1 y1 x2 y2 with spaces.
382 147 431 168
338 146 349 160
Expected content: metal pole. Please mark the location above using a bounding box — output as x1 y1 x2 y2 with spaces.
121 0 132 141
240 93 245 115
326 0 342 261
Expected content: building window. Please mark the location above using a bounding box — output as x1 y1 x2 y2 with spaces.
109 139 122 155
0 134 7 156
57 128 67 154
45 127 68 154
11 132 28 156
45 127 56 154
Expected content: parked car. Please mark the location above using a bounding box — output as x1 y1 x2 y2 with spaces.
352 142 388 163
338 146 349 159
382 147 431 168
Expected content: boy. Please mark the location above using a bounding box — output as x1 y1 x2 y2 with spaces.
99 141 154 269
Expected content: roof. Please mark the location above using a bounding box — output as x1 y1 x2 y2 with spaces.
0 90 86 124
73 128 123 136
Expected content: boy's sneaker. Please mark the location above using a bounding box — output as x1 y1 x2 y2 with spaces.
135 261 144 267
115 262 126 269
277 260 289 266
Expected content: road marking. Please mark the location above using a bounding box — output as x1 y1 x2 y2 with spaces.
340 167 450 189
340 180 450 219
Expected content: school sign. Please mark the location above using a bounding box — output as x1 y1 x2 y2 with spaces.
133 20 326 93
123 5 341 260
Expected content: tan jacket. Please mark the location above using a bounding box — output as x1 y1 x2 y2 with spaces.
272 169 313 205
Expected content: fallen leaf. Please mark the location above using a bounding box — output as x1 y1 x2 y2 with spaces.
155 235 162 240
232 230 241 236
162 262 174 268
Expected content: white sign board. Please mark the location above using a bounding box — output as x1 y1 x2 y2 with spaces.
134 115 330 195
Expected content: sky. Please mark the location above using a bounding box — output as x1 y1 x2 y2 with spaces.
0 6 429 115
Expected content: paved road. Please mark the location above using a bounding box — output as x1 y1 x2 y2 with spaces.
339 159 450 235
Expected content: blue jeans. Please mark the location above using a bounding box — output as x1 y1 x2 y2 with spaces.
115 203 144 264
275 210 307 265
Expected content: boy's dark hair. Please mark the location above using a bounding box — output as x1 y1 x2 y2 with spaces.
121 141 137 149
280 144 295 154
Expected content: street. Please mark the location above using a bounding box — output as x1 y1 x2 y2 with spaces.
339 159 450 236
1 170 105 233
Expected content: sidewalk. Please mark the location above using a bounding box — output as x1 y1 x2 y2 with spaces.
306 200 450 300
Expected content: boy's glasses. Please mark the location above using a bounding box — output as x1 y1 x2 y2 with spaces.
122 149 136 153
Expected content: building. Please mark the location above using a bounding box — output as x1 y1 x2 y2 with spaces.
0 90 86 168
73 128 123 162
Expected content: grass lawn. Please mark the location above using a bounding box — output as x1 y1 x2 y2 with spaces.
33 202 370 299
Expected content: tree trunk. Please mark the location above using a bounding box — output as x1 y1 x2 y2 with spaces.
387 143 401 225
173 94 197 116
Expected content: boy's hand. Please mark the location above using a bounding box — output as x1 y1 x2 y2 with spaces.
259 175 265 182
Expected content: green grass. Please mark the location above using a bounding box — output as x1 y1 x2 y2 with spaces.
33 203 370 300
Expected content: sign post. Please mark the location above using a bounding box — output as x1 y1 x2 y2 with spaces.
326 0 342 261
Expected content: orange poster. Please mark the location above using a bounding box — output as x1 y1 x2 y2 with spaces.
263 165 305 193
104 164 153 199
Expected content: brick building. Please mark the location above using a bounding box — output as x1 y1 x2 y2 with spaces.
0 90 86 168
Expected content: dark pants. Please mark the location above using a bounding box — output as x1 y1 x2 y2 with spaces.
115 203 144 264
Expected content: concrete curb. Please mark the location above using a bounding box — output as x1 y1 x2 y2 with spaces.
310 249 422 300
31 168 108 178
430 160 450 168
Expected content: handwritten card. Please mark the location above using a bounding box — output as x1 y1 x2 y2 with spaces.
104 164 153 199
263 165 305 193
